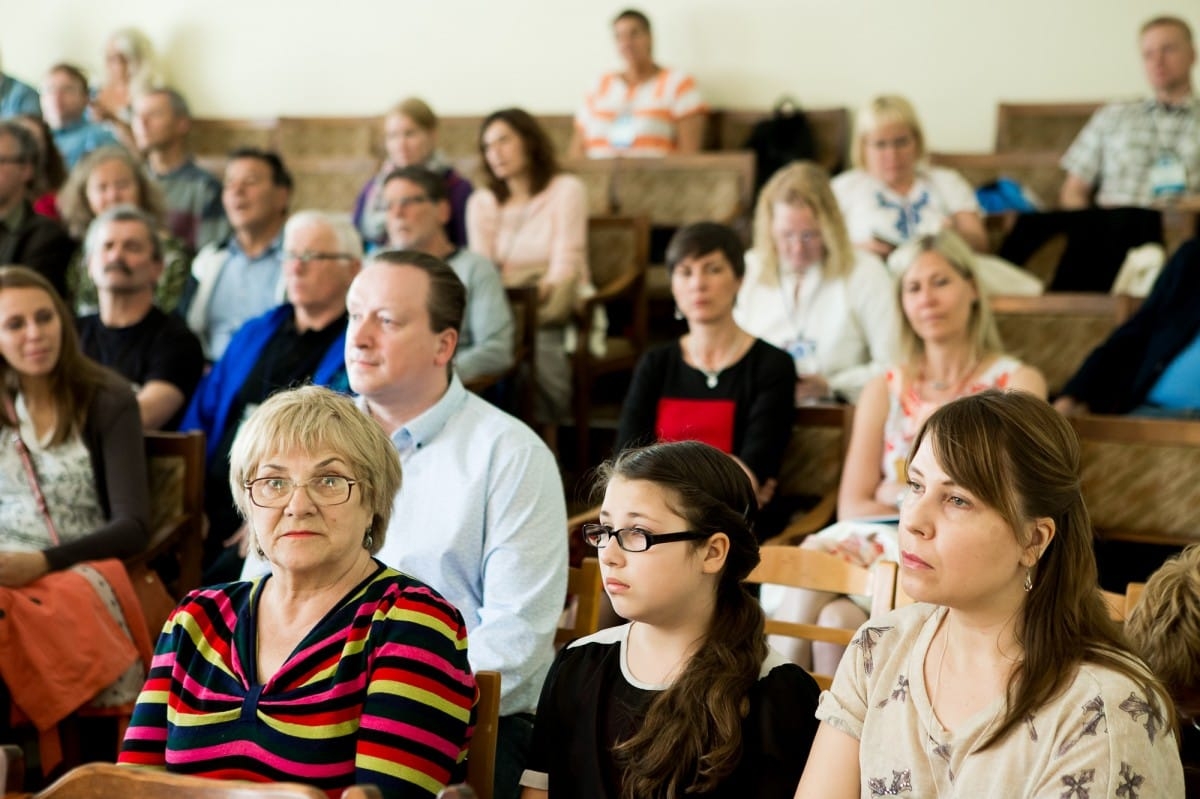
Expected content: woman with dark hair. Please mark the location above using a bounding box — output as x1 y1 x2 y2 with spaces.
0 265 151 758
13 113 67 220
569 8 706 158
58 145 191 313
521 440 820 798
467 107 589 423
617 222 794 513
353 97 472 249
794 390 1185 797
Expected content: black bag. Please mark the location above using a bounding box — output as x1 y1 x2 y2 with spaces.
744 97 817 195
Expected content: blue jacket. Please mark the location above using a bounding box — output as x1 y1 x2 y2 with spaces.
1062 238 1200 413
181 304 349 461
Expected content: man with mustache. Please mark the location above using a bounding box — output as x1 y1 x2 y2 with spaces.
76 205 204 431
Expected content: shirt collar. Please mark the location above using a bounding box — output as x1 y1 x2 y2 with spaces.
227 229 284 260
1146 94 1198 113
363 374 466 455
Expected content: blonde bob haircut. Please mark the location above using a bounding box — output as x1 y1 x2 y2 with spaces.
889 229 1003 367
851 94 926 169
1126 544 1200 707
228 385 402 556
751 160 856 286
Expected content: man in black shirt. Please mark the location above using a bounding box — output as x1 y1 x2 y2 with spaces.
76 205 204 430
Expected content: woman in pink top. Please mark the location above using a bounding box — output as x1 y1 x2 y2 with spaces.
770 230 1046 673
467 108 589 424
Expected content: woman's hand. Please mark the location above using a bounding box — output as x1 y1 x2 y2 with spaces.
0 551 50 587
856 238 896 259
795 374 832 403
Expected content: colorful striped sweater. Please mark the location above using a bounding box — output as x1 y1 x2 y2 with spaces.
119 563 476 798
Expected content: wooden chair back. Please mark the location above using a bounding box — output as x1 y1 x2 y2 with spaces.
1099 582 1147 622
608 152 754 228
276 116 381 160
571 215 651 469
767 403 855 546
708 107 851 174
993 102 1102 153
556 557 602 646
745 547 898 689
929 150 1066 212
989 293 1136 396
190 118 279 160
128 430 206 598
464 286 539 424
288 156 380 214
1070 414 1200 547
466 671 502 799
4 761 333 798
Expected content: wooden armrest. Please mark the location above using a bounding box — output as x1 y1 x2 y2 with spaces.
591 269 642 303
761 493 837 547
126 514 191 568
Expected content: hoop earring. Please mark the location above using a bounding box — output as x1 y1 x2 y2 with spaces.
1023 568 1033 592
363 528 374 550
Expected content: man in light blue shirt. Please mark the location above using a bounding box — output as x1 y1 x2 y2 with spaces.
41 63 119 167
180 148 292 360
242 248 567 799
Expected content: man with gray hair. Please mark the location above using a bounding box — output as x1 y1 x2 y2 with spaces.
181 210 362 582
77 205 205 431
133 86 227 250
0 120 75 298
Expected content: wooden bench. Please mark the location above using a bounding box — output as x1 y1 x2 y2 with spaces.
929 150 1066 211
990 293 1138 396
1069 414 1200 547
994 102 1102 153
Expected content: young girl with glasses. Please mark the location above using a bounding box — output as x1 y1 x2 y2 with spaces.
519 440 820 799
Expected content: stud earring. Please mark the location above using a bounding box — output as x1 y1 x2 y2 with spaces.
673 306 684 321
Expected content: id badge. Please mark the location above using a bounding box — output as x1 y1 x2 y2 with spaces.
1150 152 1187 198
609 112 637 150
786 337 819 376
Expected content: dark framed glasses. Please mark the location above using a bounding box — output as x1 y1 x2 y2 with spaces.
581 523 709 552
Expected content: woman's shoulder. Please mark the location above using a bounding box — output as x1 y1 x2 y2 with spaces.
546 172 586 200
88 368 140 419
747 337 795 373
854 602 940 653
371 566 465 620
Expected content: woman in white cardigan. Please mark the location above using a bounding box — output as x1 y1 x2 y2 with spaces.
734 161 896 404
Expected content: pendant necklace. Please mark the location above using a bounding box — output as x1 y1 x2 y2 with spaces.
687 336 739 389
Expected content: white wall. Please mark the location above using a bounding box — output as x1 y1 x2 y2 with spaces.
2 0 1196 151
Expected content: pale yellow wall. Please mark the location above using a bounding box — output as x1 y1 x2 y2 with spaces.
1 0 1196 151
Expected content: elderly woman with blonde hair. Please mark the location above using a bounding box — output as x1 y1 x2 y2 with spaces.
734 161 896 403
120 385 476 797
832 95 1041 296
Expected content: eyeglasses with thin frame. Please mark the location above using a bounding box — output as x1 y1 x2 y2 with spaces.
283 251 355 265
244 475 358 508
581 523 709 552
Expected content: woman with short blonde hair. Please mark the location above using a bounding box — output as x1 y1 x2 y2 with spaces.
734 161 897 403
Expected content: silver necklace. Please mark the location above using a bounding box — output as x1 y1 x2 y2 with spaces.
687 336 740 389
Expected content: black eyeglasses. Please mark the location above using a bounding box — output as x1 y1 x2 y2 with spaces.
244 475 358 508
283 251 355 265
581 523 709 552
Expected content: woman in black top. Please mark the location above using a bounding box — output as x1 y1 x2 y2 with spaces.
617 222 794 513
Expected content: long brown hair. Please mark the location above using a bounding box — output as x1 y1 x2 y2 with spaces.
595 440 764 798
478 108 559 204
908 390 1176 749
0 266 109 444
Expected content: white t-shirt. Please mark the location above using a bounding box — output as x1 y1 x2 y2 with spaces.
832 166 980 247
